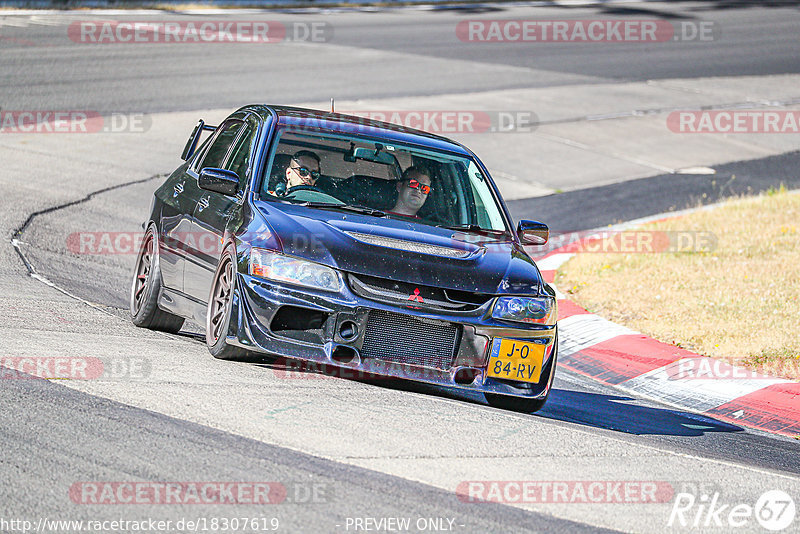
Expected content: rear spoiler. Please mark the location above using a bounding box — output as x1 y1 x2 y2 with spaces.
181 120 218 161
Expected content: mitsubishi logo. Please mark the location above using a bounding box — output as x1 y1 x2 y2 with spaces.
407 288 424 303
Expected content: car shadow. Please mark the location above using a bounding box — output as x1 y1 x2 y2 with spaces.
427 383 743 437
536 389 744 437
431 383 744 437
596 5 694 19
254 358 743 437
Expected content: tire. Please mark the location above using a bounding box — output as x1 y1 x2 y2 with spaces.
485 330 558 413
206 247 250 360
485 393 548 413
130 227 185 333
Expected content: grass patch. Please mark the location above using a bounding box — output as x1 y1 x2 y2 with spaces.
556 188 800 381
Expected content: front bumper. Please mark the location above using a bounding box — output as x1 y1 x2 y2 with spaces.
227 273 558 399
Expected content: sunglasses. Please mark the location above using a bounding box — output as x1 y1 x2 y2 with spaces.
291 165 320 180
407 179 431 194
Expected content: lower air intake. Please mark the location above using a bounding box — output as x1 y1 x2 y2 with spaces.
361 310 460 369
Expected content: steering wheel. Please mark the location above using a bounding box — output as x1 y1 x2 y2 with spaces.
284 185 344 205
286 184 319 195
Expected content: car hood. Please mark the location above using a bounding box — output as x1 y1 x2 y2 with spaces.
253 201 543 295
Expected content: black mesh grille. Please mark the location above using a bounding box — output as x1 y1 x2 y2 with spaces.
349 274 491 311
360 310 460 369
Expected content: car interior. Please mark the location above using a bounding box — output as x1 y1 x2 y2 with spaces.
260 130 479 226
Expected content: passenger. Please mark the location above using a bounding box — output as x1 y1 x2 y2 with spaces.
389 167 432 218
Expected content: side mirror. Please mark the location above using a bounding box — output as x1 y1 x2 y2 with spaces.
518 220 549 245
199 168 239 196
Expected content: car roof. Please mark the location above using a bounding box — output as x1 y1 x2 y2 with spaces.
237 104 473 157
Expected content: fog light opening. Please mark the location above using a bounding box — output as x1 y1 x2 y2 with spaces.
454 367 480 385
338 320 359 341
331 345 358 364
270 306 328 332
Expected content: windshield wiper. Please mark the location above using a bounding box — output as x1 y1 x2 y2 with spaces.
437 224 508 235
296 202 387 218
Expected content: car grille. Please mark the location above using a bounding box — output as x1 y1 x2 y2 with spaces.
348 274 492 311
360 310 460 369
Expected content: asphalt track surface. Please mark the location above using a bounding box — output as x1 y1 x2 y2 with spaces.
507 150 800 231
0 2 799 113
2 2 800 533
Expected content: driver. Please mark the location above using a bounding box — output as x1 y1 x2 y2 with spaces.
285 150 321 190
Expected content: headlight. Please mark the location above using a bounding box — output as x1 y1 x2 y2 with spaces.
250 248 341 292
492 296 556 325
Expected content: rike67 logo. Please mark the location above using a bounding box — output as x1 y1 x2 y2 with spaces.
669 490 796 531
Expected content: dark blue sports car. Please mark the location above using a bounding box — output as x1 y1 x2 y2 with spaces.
130 105 558 412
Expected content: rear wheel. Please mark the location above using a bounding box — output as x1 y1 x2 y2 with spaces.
206 248 250 360
130 227 184 333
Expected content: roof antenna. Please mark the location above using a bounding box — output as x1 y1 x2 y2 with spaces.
330 98 335 113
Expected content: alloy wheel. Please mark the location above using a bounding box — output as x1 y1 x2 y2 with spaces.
208 256 234 343
132 235 154 315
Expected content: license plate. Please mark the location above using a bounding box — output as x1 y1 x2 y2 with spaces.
486 338 545 383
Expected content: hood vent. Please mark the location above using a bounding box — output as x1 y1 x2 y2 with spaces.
344 231 473 259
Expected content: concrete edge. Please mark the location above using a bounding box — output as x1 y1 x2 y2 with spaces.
534 195 800 439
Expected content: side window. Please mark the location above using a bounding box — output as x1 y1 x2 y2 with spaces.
466 161 504 229
197 121 242 171
225 118 257 191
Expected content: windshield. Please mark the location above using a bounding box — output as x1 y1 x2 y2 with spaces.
260 128 509 233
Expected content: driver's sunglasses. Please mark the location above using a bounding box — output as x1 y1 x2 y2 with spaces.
291 165 320 181
407 179 431 194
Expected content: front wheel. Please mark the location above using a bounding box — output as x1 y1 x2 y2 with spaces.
206 248 250 361
130 227 184 333
485 331 558 413
485 393 548 413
